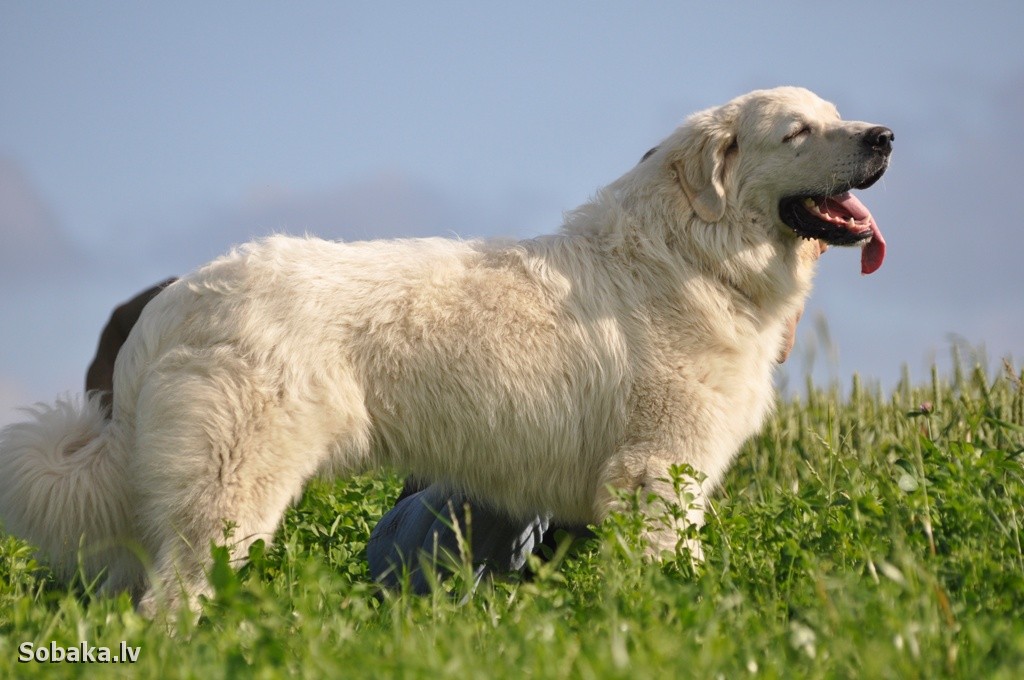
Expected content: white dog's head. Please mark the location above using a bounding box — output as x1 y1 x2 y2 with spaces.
636 87 892 275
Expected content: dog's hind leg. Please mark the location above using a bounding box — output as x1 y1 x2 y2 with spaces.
129 349 369 616
137 484 303 617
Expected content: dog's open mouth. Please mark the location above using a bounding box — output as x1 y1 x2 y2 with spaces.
779 191 886 274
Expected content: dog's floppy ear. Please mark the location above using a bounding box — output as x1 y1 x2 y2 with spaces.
671 111 737 223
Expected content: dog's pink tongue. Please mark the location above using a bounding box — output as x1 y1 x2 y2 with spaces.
860 220 886 275
834 192 886 275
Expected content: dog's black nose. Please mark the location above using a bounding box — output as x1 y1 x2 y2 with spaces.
864 126 894 153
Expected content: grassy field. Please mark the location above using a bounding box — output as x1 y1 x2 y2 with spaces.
1 360 1022 678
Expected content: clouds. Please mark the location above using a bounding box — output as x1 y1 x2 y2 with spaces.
0 377 33 432
98 171 562 280
0 161 559 427
0 158 81 282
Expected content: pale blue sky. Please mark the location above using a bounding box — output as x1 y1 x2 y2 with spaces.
2 1 1023 424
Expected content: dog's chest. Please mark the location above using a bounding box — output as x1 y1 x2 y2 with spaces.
645 305 781 433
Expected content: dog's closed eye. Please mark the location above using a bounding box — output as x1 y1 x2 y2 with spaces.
783 124 812 143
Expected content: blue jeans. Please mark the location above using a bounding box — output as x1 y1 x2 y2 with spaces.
367 483 579 594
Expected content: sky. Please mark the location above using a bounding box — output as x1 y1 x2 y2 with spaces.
1 1 1023 426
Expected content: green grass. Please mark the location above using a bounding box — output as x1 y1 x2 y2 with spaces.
2 361 1023 678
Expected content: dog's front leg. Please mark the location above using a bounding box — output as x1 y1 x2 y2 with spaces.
639 455 707 562
596 447 707 563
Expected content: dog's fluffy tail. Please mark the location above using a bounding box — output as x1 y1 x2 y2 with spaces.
0 393 137 587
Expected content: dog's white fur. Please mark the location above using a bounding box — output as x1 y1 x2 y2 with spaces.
0 87 885 613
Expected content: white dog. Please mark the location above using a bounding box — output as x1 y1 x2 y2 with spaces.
0 87 892 614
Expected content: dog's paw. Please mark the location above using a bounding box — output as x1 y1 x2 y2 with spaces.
642 528 704 566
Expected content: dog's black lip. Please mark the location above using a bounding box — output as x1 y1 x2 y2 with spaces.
779 156 887 245
852 164 887 191
778 196 873 246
